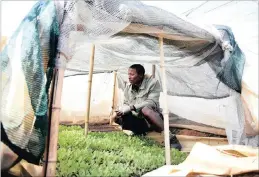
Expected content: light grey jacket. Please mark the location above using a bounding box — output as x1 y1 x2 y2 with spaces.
123 74 162 111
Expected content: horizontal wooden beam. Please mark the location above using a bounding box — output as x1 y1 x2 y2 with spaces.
176 135 228 152
170 123 226 136
122 23 211 42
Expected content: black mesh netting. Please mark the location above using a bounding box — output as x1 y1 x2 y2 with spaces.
1 1 59 165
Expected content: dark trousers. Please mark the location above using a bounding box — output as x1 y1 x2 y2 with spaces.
115 111 163 135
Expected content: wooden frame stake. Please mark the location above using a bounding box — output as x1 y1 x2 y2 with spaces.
159 36 171 165
152 64 156 78
110 71 117 125
44 59 65 176
85 44 95 136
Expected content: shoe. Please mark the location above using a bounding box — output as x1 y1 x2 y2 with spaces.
123 129 134 136
170 134 182 151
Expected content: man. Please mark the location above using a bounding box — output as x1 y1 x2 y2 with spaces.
114 64 182 150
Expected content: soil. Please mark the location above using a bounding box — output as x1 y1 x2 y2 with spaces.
177 129 209 137
61 115 227 137
61 117 226 137
170 127 225 138
88 124 121 132
78 121 121 132
85 122 224 137
61 118 121 132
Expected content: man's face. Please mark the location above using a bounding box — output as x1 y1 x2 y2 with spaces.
128 68 142 85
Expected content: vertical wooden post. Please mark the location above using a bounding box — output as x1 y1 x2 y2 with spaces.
110 71 117 125
85 44 95 136
44 61 65 176
159 36 171 165
152 64 156 78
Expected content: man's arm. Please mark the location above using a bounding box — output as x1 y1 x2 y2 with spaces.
116 85 131 116
123 85 130 106
134 80 161 111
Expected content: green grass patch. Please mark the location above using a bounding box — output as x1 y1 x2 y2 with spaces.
57 126 187 177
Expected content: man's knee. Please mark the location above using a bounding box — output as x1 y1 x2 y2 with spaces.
141 106 153 117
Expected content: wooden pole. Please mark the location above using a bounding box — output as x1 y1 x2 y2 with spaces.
44 60 65 176
85 44 95 136
152 64 155 78
159 36 171 165
110 71 117 125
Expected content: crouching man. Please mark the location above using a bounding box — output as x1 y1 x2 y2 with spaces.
114 64 181 150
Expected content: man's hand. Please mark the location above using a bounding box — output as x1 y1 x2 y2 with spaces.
115 105 132 117
130 105 136 112
115 110 124 118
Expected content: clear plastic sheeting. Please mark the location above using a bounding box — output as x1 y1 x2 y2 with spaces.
0 0 257 167
60 73 115 124
225 91 259 147
55 0 218 69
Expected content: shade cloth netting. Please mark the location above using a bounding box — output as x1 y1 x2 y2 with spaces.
1 0 253 166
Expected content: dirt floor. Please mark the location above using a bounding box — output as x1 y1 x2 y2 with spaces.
60 115 226 137
87 124 121 132
62 119 121 132
63 120 226 138
170 127 226 138
177 129 209 137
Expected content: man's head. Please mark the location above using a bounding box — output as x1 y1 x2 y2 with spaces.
128 64 145 85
